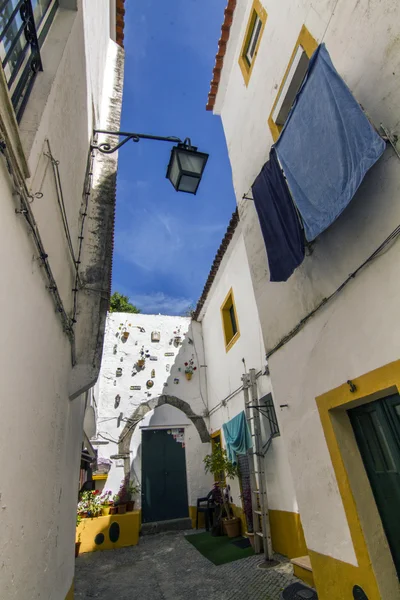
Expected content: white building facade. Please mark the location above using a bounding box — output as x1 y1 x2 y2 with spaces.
0 1 125 598
206 0 400 598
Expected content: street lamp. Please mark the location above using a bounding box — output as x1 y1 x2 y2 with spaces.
91 130 209 195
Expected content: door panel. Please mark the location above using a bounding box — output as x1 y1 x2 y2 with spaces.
142 429 189 523
349 396 400 577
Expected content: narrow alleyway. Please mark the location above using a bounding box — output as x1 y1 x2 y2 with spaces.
75 531 298 599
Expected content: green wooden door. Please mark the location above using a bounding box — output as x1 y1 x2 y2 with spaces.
349 394 400 577
141 429 189 523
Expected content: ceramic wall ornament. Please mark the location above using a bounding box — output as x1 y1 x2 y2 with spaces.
150 356 158 361
115 394 121 409
116 367 122 376
113 344 117 354
174 378 179 384
120 357 123 362
165 352 174 357
151 331 161 342
166 364 170 372
146 380 154 389
173 336 182 348
130 385 141 391
151 369 155 378
135 341 138 346
113 380 116 386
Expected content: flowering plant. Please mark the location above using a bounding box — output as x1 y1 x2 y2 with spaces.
184 357 197 375
77 490 102 517
100 490 112 505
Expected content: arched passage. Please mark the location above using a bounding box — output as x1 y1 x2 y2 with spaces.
118 394 210 475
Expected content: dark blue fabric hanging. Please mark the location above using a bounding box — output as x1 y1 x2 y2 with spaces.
252 149 305 282
275 44 386 241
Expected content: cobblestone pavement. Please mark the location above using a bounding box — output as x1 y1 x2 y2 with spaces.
75 530 299 600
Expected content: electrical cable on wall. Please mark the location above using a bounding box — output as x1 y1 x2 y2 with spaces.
266 220 400 359
0 132 75 359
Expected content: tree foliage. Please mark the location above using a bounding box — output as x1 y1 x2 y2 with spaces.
109 292 140 314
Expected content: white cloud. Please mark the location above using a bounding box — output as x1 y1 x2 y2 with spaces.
124 290 193 316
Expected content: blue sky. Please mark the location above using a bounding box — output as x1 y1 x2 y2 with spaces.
112 0 236 315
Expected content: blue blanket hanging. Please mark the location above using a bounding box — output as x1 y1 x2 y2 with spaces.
252 149 305 282
275 44 386 242
222 411 252 465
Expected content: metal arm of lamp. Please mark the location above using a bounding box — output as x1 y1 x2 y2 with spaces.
91 129 193 154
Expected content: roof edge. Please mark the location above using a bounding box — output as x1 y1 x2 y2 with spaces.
206 0 237 111
193 208 239 320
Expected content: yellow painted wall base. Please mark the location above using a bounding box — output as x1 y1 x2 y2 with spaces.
269 509 307 559
309 549 381 600
293 563 314 588
76 511 140 553
189 505 205 529
65 580 74 600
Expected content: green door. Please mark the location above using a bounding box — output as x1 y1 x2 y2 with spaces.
349 394 400 577
142 429 189 523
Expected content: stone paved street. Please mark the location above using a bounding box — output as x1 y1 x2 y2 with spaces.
75 530 299 600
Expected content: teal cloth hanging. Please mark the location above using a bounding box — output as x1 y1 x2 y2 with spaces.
222 411 252 464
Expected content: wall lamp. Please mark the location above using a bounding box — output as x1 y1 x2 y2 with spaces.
91 130 209 195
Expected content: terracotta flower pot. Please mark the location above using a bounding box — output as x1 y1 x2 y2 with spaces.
109 506 118 515
224 517 241 538
75 542 81 558
137 359 145 368
185 372 192 381
122 331 129 340
118 504 127 514
126 500 135 512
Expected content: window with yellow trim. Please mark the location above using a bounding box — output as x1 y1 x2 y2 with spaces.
238 0 267 86
220 288 240 352
268 25 318 141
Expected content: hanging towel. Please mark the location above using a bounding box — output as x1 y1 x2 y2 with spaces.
275 44 386 242
222 411 252 464
252 149 305 282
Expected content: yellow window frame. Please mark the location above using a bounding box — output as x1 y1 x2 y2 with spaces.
238 0 267 86
220 287 240 352
268 25 318 142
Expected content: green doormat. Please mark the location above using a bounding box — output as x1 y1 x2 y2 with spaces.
185 532 254 565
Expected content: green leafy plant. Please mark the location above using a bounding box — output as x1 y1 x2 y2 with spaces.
128 481 141 500
203 443 238 520
110 292 141 314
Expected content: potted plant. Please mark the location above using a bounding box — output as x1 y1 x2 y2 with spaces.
184 357 197 381
203 443 241 538
100 490 112 515
127 481 140 511
137 346 149 368
122 327 130 340
75 513 82 557
115 477 130 514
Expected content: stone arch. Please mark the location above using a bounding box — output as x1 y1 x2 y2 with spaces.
118 394 210 475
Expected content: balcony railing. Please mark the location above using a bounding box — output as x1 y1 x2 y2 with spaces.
0 0 58 121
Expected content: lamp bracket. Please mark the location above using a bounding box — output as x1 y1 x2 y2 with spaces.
91 130 192 154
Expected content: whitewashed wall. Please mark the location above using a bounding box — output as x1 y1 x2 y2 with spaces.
95 313 212 507
0 2 121 598
214 0 400 567
199 225 298 514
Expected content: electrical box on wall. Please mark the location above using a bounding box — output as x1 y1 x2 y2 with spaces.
151 331 161 342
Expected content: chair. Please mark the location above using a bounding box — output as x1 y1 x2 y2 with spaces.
196 491 216 531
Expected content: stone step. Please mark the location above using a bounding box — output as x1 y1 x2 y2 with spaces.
141 517 192 536
291 556 312 571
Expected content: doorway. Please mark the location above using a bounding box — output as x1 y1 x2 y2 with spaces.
141 428 189 523
349 393 400 577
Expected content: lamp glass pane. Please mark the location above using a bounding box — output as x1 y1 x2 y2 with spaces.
168 151 181 187
178 174 199 193
178 150 206 175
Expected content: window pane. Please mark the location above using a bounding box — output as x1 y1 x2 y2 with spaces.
178 174 199 194
273 47 309 126
229 304 237 335
245 14 261 64
31 0 53 27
